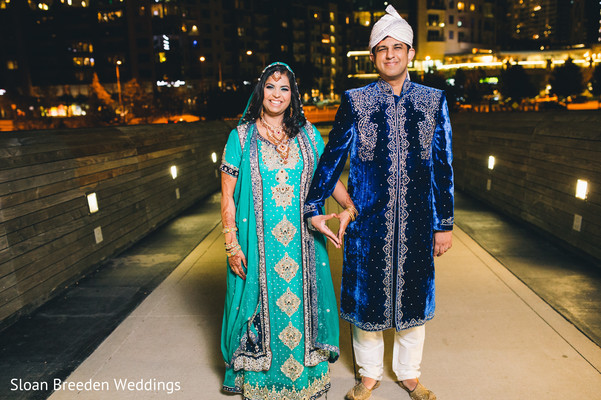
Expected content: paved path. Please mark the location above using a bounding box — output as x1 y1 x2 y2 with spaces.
47 211 601 399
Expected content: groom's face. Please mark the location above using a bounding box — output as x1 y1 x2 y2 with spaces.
370 36 415 83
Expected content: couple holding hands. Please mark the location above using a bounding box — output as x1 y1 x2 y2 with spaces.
219 6 454 400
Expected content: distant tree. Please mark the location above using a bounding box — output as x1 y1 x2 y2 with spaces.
156 88 184 120
499 64 538 101
590 64 601 97
415 70 460 111
549 58 584 98
454 68 491 105
419 70 448 91
123 78 154 123
88 73 116 124
35 86 59 109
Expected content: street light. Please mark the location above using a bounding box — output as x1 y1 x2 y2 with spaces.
199 56 206 92
115 60 124 124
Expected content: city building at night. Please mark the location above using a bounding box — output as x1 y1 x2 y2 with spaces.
0 0 357 123
2 0 601 124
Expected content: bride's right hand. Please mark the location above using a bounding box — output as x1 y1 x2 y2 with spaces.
229 250 247 280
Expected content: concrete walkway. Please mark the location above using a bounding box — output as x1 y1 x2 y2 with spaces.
48 222 601 399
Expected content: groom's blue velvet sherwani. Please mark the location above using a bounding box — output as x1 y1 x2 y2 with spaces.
304 78 454 331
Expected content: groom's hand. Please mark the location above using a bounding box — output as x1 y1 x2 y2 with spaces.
309 214 341 248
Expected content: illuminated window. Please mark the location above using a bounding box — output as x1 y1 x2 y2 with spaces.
71 42 93 53
151 4 163 17
7 60 18 70
98 10 123 22
428 14 440 27
72 57 94 67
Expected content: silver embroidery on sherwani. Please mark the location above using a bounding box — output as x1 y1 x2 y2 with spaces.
410 85 442 160
350 85 380 161
396 83 442 330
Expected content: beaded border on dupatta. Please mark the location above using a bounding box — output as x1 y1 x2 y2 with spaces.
299 123 339 365
231 123 273 372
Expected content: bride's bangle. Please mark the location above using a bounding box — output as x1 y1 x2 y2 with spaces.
344 205 358 222
222 226 238 234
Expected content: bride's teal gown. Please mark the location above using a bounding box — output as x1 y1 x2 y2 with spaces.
220 122 339 400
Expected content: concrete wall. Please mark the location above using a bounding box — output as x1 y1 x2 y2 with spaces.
0 121 235 329
452 111 601 265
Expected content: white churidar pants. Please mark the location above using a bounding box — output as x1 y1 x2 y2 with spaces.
352 324 426 382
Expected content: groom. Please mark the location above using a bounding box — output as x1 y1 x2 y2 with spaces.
304 5 454 400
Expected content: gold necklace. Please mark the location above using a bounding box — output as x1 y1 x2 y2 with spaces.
260 117 289 162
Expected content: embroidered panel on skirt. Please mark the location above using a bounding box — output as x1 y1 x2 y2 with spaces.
232 135 330 400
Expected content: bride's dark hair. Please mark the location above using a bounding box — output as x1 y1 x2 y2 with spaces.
241 64 306 138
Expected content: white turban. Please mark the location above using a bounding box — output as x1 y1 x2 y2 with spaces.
369 5 413 51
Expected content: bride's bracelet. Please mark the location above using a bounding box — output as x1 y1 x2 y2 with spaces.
222 226 238 234
344 205 358 222
225 242 242 257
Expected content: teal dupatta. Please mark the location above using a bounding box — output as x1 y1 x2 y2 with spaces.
220 122 339 392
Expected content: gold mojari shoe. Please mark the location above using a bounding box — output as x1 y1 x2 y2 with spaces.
399 380 437 400
345 380 380 400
